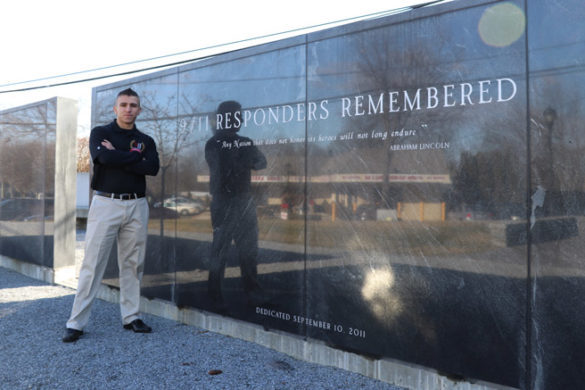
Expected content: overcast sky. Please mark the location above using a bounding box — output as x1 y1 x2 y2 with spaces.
0 0 447 134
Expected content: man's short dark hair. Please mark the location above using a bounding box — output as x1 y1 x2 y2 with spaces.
217 100 241 117
217 100 242 131
117 88 140 102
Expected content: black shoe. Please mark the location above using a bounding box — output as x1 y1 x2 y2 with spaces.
62 328 83 343
123 319 152 333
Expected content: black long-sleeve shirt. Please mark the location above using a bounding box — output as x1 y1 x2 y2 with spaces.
205 131 266 196
90 120 159 194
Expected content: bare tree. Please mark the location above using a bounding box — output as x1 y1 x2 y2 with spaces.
0 102 55 198
77 137 90 173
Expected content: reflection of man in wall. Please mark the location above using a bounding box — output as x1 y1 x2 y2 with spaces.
205 100 267 307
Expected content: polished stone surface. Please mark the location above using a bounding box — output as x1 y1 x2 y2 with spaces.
0 98 77 271
92 0 585 388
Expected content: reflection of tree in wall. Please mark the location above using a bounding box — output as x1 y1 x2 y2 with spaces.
0 141 54 197
320 24 451 208
530 78 585 215
452 146 524 218
449 104 526 218
176 142 206 192
140 91 179 203
0 104 55 198
92 93 113 125
138 90 208 238
177 92 215 193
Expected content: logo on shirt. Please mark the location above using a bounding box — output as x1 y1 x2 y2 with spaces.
130 140 145 152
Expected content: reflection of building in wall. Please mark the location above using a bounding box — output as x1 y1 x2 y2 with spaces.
197 147 452 221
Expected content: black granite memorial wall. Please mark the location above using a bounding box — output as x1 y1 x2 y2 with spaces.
0 100 55 266
91 1 585 388
0 97 77 277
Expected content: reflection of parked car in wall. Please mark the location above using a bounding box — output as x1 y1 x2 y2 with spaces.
355 203 377 221
154 197 205 216
451 209 494 221
148 203 178 219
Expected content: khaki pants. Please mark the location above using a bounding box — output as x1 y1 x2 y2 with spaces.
66 195 149 330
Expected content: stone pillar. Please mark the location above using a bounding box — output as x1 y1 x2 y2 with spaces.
52 97 78 283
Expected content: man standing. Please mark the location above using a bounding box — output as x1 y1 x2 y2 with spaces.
63 88 159 342
205 100 267 309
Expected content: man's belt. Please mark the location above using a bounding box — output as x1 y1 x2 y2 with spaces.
95 191 145 200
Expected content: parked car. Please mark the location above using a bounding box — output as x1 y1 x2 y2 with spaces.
155 197 205 216
148 205 179 219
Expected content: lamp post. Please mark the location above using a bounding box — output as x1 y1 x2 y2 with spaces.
543 107 556 170
543 107 557 142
